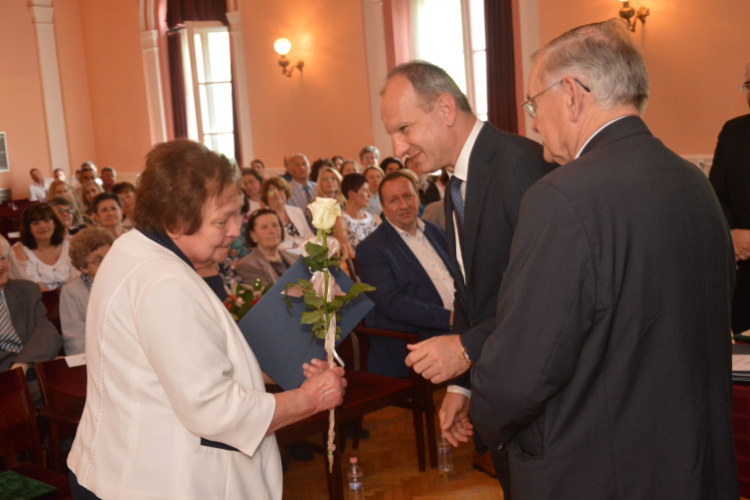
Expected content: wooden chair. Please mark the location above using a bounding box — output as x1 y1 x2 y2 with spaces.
41 289 62 335
353 326 440 469
0 367 72 499
35 359 87 472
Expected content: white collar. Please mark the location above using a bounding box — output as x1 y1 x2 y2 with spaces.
452 119 484 182
574 116 629 159
389 217 425 238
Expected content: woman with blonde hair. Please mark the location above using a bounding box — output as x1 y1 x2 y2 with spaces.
80 180 104 225
47 179 84 226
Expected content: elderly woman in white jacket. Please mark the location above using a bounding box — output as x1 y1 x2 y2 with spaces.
67 139 346 500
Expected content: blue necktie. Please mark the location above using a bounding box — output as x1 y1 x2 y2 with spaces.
303 184 313 203
450 177 465 236
0 294 22 354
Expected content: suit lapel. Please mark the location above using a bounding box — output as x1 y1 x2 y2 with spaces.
423 224 453 274
462 129 494 283
382 221 442 302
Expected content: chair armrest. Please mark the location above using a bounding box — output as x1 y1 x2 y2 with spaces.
353 326 420 345
38 405 81 427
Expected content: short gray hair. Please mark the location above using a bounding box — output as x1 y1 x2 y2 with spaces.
359 146 380 161
0 235 9 259
384 60 473 114
533 19 649 113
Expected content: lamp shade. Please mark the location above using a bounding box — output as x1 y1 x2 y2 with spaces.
274 38 292 56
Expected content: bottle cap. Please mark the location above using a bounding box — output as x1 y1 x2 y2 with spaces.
350 457 358 464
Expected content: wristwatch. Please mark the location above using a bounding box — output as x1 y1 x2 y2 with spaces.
460 345 472 366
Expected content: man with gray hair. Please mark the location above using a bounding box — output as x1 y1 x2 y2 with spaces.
464 19 736 498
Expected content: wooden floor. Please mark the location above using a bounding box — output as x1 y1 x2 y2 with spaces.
282 389 504 499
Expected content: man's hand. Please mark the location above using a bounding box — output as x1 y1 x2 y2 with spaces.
439 392 473 447
732 229 750 261
405 335 470 383
10 363 29 375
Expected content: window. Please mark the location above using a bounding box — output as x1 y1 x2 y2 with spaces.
181 22 235 160
409 0 488 121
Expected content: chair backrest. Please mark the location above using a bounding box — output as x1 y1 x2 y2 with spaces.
41 288 62 335
345 257 360 283
0 368 43 464
36 358 87 419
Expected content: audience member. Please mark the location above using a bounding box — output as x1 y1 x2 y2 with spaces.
261 177 314 250
47 179 84 227
80 180 104 225
406 156 440 206
28 168 53 202
287 154 317 209
709 58 750 334
60 227 114 355
341 160 360 177
236 208 300 286
100 166 117 192
92 192 126 238
331 155 344 170
73 165 97 209
111 182 137 229
282 153 294 182
241 168 264 213
9 203 78 291
363 165 384 215
0 235 61 398
341 173 381 251
310 157 334 183
380 157 404 175
359 145 380 167
422 199 446 230
48 196 85 236
250 159 265 178
53 168 66 182
357 172 453 378
315 166 347 207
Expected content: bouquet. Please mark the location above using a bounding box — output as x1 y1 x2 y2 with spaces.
224 278 271 322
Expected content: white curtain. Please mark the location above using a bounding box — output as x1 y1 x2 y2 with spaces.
409 0 468 94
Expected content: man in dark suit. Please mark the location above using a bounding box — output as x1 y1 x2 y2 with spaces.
467 20 737 499
380 60 550 493
0 236 61 374
709 59 750 334
356 171 454 378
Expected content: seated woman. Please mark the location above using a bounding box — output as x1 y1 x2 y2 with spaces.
66 139 345 500
111 182 137 229
363 165 384 215
236 208 299 286
315 166 355 270
261 177 314 251
380 156 404 175
228 168 265 263
48 196 85 236
341 173 381 252
60 227 114 355
91 192 127 238
47 179 84 227
80 180 104 225
340 160 360 177
9 203 78 291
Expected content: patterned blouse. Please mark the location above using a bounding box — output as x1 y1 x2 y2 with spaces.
343 212 379 250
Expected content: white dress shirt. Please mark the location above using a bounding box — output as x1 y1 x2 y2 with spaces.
389 218 454 311
29 178 53 202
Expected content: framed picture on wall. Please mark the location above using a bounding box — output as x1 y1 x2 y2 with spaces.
0 133 8 172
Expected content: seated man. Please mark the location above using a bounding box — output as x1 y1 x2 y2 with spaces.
91 192 126 238
100 166 117 192
28 168 53 202
0 235 61 392
356 171 454 378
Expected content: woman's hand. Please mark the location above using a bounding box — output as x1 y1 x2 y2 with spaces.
299 366 347 414
302 358 327 378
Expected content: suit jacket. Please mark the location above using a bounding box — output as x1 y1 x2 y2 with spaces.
0 279 61 371
236 248 300 286
710 113 750 291
444 122 551 368
470 116 737 499
357 219 452 378
419 181 441 206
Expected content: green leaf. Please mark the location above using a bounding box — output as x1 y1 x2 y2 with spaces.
301 311 321 324
283 282 296 308
305 242 327 258
304 293 325 309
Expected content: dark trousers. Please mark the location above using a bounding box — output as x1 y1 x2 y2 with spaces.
69 471 102 500
474 429 511 499
733 286 750 335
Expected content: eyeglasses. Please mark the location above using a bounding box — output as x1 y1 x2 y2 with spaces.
86 256 105 266
54 208 72 216
522 78 591 119
740 82 750 94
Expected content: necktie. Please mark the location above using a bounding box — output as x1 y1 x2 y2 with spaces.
303 185 313 203
0 294 23 354
450 177 465 235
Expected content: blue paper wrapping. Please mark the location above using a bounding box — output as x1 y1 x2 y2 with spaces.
237 259 374 391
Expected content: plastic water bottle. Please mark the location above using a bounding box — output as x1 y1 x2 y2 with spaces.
347 457 364 500
438 435 454 473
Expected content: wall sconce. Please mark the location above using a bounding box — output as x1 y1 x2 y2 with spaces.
619 0 650 32
274 38 304 77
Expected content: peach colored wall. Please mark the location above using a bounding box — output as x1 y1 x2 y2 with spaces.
536 0 750 155
77 0 153 173
0 0 52 199
55 0 98 174
239 0 375 169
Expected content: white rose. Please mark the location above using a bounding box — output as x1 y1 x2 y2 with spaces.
308 197 341 231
